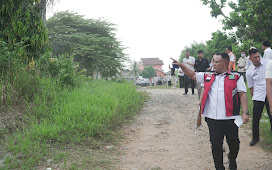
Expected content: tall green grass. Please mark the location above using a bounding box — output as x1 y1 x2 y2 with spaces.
2 77 145 169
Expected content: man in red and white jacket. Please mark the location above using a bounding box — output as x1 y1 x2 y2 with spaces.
171 53 249 170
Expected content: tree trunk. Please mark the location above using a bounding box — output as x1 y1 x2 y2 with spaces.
37 0 47 26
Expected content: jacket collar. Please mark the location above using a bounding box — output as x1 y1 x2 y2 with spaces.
215 70 229 76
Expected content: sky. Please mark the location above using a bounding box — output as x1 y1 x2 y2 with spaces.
47 0 228 72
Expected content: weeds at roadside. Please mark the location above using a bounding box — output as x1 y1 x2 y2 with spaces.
0 79 146 169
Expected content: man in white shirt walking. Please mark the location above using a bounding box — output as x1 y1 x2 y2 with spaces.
262 40 272 60
178 67 184 88
246 47 272 146
182 50 195 95
171 53 249 170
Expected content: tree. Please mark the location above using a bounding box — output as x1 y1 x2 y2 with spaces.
178 31 237 62
206 30 237 60
37 0 58 26
200 0 272 42
179 41 207 61
128 60 140 78
0 0 49 64
234 39 262 57
140 66 156 81
46 11 127 78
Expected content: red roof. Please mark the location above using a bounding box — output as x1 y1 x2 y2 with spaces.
140 58 164 65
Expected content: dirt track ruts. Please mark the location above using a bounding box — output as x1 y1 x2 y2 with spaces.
117 88 272 170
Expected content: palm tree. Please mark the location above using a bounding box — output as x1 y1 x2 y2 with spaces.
128 60 140 79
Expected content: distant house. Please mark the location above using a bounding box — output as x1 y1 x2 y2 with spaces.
139 58 165 77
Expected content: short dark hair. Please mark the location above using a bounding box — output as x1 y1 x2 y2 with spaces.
249 48 259 56
186 50 190 53
212 52 220 56
197 50 203 54
241 50 246 53
226 46 232 51
219 53 230 63
262 40 271 47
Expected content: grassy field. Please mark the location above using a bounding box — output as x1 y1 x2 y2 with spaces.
1 78 147 169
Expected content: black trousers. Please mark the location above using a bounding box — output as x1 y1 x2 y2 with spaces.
252 98 272 140
205 117 239 170
178 75 184 88
184 74 195 94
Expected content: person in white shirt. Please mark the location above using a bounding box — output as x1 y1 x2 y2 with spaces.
237 51 247 81
178 67 184 88
246 47 272 146
265 60 272 121
182 50 195 95
171 53 249 170
262 40 272 60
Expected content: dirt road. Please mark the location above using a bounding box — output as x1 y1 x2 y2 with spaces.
117 88 272 170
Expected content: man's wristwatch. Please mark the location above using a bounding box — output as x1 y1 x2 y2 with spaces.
242 110 250 115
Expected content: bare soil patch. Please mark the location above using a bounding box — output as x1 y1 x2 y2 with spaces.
116 88 272 170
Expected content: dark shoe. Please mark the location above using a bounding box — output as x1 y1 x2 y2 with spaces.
250 138 260 146
183 93 187 95
227 153 237 170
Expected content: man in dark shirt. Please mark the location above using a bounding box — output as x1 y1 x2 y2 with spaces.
194 50 210 98
195 50 210 72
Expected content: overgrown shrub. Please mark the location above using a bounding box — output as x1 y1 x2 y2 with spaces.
3 79 145 169
36 52 84 87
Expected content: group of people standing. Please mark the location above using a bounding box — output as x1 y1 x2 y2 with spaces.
178 50 209 97
171 40 272 170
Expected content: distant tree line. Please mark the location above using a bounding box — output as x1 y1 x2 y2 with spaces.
180 0 271 61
